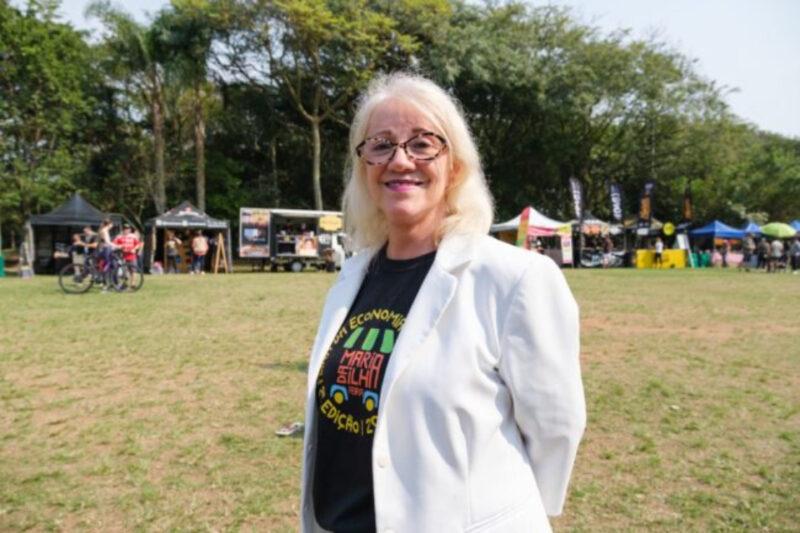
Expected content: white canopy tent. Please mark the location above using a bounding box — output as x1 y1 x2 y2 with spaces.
490 206 569 236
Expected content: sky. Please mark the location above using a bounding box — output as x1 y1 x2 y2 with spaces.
49 0 800 138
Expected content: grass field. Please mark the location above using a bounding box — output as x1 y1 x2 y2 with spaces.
1 269 798 531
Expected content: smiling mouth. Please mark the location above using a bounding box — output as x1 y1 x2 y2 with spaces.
384 178 426 190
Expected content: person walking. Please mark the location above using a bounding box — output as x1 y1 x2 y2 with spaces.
790 237 800 274
654 237 664 268
740 234 756 272
757 238 769 270
769 238 784 273
190 230 209 274
300 73 585 533
165 231 182 274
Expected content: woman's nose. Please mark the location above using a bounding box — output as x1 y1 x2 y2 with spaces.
387 145 415 171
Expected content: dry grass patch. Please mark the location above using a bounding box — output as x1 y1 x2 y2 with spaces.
1 268 798 531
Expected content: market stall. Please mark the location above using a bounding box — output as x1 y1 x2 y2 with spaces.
741 220 762 236
490 206 572 264
25 193 125 274
143 201 233 273
688 220 745 267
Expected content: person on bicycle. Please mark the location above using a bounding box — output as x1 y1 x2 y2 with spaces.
113 224 142 266
81 226 99 256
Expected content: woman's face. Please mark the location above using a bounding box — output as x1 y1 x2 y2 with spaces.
363 98 451 237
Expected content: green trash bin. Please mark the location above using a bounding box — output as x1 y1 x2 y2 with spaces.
0 254 5 277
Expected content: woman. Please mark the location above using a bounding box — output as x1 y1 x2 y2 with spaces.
190 230 208 274
165 231 182 274
301 74 585 533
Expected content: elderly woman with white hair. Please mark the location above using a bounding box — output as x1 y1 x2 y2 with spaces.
300 73 585 533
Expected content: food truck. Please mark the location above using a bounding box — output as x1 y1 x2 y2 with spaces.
239 208 349 271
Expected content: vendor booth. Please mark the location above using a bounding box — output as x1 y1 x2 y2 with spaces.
143 201 233 273
572 212 628 267
627 217 690 269
688 220 745 267
490 206 572 265
741 220 762 236
25 193 125 274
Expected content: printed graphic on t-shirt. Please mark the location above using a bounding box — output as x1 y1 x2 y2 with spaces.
316 307 406 437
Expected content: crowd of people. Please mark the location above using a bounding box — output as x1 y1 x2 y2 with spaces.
70 224 214 277
162 229 209 274
735 234 800 273
68 219 143 290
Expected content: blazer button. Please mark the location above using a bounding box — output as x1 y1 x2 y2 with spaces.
377 456 388 468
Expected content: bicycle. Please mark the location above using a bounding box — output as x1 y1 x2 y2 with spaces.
58 250 143 294
112 257 144 292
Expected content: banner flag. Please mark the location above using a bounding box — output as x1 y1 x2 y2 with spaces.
569 177 584 221
515 206 531 249
609 182 623 222
638 180 655 228
682 187 693 222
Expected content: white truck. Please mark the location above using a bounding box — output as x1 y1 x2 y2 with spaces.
239 208 349 272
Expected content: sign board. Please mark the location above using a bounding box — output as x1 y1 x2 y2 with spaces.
319 215 343 232
239 208 271 258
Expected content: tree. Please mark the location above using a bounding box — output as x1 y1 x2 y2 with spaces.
0 0 97 236
154 0 221 211
87 0 171 214
219 0 419 209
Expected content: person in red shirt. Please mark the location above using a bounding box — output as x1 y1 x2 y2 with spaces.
113 224 143 265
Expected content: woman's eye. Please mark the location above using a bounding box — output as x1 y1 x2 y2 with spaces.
370 140 394 151
410 139 434 149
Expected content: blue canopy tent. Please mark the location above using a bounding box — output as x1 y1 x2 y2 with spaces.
741 220 762 236
688 221 745 239
790 220 800 232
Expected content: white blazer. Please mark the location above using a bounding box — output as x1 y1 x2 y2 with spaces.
300 233 585 533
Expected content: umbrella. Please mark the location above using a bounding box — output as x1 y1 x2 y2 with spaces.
760 222 797 239
790 220 800 231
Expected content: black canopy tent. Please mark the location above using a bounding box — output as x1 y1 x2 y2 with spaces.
144 201 232 273
25 193 125 273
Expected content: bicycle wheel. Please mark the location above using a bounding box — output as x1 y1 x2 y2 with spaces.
109 262 129 292
58 263 94 294
124 264 144 292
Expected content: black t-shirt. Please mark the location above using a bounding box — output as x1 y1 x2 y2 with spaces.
313 247 436 533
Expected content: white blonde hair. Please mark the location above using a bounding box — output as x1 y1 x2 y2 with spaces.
342 73 494 250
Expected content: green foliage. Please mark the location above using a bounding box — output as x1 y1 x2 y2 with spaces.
0 1 98 231
2 0 799 240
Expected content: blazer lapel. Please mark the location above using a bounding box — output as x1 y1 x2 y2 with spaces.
306 249 376 392
378 234 478 408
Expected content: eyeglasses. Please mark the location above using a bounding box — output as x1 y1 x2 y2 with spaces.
355 131 448 166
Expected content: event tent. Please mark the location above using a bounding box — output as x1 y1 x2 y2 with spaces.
490 206 569 236
578 211 611 236
143 201 232 273
25 193 125 273
741 220 762 236
688 220 744 240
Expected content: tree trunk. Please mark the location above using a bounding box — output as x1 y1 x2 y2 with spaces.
270 140 280 206
311 118 322 210
152 95 167 214
194 88 206 212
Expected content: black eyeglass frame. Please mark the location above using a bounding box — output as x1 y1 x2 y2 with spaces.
355 131 448 166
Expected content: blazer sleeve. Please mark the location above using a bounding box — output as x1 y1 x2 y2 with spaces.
497 255 586 516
